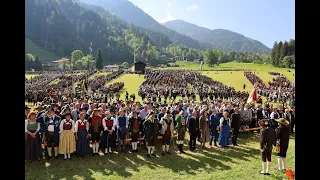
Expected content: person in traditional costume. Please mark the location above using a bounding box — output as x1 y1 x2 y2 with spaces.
25 105 31 119
270 108 280 130
75 112 90 157
218 110 231 148
230 107 241 146
88 108 103 155
128 110 142 152
44 108 61 159
59 113 76 160
209 108 220 148
275 118 290 172
101 111 117 154
289 107 295 133
188 110 198 151
117 109 129 152
143 111 159 158
259 120 276 175
159 110 174 155
199 109 210 148
25 111 42 161
175 110 186 153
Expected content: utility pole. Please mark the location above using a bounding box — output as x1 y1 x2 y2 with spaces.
88 42 92 70
134 46 140 63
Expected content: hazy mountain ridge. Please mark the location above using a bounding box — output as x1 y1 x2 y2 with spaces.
163 20 271 53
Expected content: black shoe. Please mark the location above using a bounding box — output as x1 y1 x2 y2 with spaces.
162 151 165 155
151 153 157 157
92 153 95 156
47 156 52 160
146 154 151 158
68 157 71 160
166 151 171 154
55 156 59 159
265 173 270 175
64 158 67 160
135 149 139 153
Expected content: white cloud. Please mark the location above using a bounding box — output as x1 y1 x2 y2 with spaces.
142 7 150 12
203 24 208 28
159 12 175 23
186 5 199 11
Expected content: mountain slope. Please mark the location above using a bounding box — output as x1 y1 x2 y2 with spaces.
163 20 270 53
25 0 167 65
25 38 61 62
78 0 206 50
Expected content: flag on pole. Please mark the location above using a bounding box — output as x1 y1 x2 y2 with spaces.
72 77 75 94
82 72 88 93
246 83 258 104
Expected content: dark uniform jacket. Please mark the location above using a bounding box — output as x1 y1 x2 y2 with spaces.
276 125 290 149
230 113 241 129
260 127 276 150
188 116 198 134
143 118 160 138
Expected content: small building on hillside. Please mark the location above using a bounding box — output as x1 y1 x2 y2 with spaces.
173 56 188 61
104 65 120 71
131 61 146 74
42 63 53 71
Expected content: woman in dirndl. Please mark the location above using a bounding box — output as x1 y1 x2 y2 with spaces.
25 111 42 161
59 113 76 160
218 110 231 147
75 112 90 157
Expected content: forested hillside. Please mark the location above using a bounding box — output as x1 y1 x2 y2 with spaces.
26 0 167 65
163 20 271 53
78 0 207 50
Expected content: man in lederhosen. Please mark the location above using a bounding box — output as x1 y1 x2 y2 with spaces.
259 120 276 175
159 110 174 155
175 110 186 154
143 111 159 158
128 110 142 152
43 108 61 159
88 109 103 155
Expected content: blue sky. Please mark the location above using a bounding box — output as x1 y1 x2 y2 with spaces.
128 0 295 48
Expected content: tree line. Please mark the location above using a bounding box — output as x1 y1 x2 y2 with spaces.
25 54 42 71
271 39 295 68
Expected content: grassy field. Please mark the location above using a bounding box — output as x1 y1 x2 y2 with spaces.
105 74 146 102
166 61 295 82
25 133 295 180
88 72 111 80
25 74 39 79
25 38 61 62
25 63 295 179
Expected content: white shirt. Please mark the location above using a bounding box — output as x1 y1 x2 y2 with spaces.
59 119 75 133
74 119 89 132
219 117 231 126
25 120 40 133
48 116 55 132
102 116 117 131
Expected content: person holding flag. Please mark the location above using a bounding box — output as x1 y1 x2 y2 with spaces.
247 82 258 104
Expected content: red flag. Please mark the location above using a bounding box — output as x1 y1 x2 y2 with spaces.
246 87 257 104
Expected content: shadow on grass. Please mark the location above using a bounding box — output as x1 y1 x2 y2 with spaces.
25 132 295 179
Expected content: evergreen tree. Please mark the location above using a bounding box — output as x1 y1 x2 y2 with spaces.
271 41 278 66
96 48 103 70
275 41 283 67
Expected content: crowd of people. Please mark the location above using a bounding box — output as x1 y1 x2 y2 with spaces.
139 70 249 104
25 69 294 176
244 72 295 105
